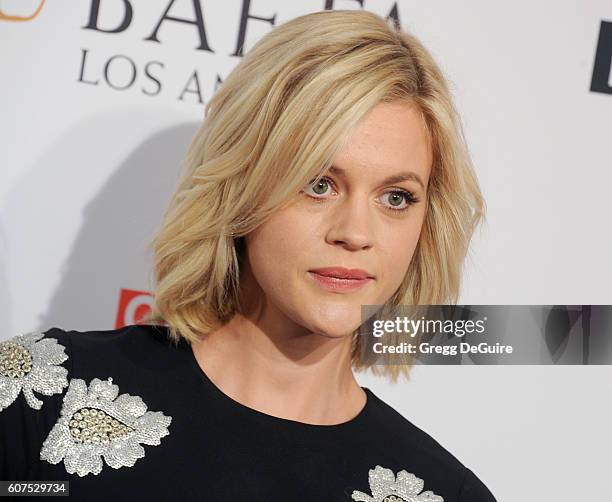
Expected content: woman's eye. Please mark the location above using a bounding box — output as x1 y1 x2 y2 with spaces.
301 177 419 212
303 177 334 197
381 191 416 211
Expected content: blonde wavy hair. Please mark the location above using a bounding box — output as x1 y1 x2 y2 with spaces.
142 9 486 382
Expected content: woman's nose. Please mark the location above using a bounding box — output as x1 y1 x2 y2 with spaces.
325 194 375 250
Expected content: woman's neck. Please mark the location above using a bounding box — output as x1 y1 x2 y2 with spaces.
190 313 366 425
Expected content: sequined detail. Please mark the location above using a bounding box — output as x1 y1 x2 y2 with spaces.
0 331 69 412
68 407 135 444
40 376 172 477
0 341 33 377
351 465 444 502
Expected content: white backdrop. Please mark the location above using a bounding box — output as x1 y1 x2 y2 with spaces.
1 1 611 500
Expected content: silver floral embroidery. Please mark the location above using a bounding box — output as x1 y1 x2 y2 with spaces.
352 465 444 502
40 376 172 477
0 331 69 412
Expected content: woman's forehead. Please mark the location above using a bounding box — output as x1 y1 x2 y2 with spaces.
328 104 432 187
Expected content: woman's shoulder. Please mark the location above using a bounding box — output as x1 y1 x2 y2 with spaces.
360 387 497 501
0 325 176 479
51 323 177 351
0 323 185 416
364 388 463 464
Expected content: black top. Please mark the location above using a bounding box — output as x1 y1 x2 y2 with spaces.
0 324 497 501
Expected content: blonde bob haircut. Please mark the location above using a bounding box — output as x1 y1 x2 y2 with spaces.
143 9 486 382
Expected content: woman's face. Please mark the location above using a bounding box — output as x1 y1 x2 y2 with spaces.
242 100 432 339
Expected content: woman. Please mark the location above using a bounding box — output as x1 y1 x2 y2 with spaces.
0 9 496 501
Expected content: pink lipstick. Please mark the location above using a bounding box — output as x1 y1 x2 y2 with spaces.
308 267 374 293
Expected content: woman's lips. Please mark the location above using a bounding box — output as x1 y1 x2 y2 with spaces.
308 271 373 292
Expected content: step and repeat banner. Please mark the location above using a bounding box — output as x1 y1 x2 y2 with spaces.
1 1 611 500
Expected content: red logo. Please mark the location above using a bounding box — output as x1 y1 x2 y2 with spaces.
115 288 153 328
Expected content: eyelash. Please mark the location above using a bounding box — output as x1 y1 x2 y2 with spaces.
301 176 420 213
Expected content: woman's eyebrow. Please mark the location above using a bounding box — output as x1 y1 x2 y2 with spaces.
328 165 425 190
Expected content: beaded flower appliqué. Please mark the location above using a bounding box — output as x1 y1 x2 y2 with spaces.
40 376 172 477
351 465 444 502
0 331 69 412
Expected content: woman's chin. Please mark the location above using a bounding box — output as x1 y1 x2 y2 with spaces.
307 317 363 339
288 296 369 338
